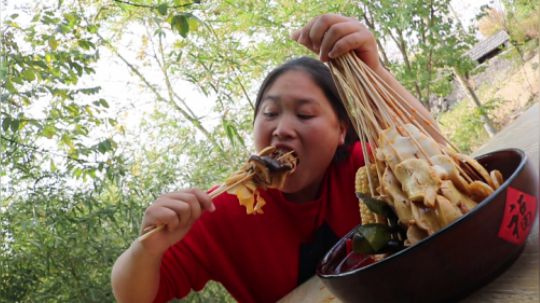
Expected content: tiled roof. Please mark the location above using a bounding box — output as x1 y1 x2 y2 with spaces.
465 31 510 61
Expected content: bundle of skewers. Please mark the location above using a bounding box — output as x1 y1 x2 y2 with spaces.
138 146 297 241
329 53 503 255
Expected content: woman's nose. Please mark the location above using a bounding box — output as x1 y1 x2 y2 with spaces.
272 115 296 139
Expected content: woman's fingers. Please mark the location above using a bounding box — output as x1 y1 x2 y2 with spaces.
332 31 379 67
143 198 185 230
189 188 216 212
318 21 363 61
292 14 350 54
308 14 349 52
162 190 215 212
142 190 215 232
291 14 381 70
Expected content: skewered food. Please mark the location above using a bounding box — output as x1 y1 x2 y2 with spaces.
225 146 298 214
330 53 504 253
138 146 297 241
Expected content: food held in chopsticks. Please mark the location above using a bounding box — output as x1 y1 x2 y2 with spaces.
328 53 503 256
138 146 297 241
225 146 298 214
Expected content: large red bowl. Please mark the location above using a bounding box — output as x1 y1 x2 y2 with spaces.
317 149 538 303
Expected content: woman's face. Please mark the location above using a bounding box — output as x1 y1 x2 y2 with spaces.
254 70 346 202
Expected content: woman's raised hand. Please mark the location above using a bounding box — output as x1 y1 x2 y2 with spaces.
139 189 215 255
291 14 381 72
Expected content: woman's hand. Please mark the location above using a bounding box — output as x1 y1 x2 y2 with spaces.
138 189 215 256
291 14 381 72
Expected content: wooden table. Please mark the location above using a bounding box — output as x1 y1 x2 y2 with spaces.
279 103 539 303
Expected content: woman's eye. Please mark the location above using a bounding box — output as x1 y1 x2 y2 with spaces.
297 113 314 119
263 111 277 117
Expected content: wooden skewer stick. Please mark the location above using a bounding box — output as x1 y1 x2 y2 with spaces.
137 172 255 242
137 146 290 242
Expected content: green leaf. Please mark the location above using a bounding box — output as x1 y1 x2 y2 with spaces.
5 81 17 94
352 224 391 254
171 14 189 38
42 125 57 139
61 134 74 148
64 12 77 26
50 159 57 172
74 124 89 136
48 38 59 50
186 13 200 31
2 116 12 131
157 3 169 16
78 40 92 50
88 168 97 178
22 70 36 81
73 167 83 178
0 66 7 80
10 119 20 132
99 98 109 108
356 193 394 217
231 124 245 146
34 59 48 69
87 24 98 34
97 139 112 154
224 122 235 146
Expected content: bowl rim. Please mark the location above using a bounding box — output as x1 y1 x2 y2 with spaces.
318 148 529 278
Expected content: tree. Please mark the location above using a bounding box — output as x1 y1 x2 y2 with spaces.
1 5 119 193
351 0 477 110
1 4 127 302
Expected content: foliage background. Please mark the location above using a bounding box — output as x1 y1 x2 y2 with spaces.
1 0 537 302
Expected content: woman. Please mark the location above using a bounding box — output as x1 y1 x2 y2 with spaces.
111 14 434 303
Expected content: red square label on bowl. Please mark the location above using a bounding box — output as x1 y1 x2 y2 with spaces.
498 187 537 245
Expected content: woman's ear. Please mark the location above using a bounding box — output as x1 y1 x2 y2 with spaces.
338 122 347 145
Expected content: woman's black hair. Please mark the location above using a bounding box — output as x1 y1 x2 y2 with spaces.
253 56 358 162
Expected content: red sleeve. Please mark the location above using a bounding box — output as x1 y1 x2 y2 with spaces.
152 228 213 303
152 193 236 303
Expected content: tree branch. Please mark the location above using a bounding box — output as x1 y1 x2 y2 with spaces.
112 0 197 10
0 135 103 165
94 29 227 157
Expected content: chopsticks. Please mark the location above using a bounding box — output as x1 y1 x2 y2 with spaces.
137 172 255 242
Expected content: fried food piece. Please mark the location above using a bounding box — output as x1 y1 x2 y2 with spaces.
234 182 264 214
439 180 477 213
393 158 440 208
410 204 441 235
434 195 462 227
226 146 298 215
448 151 496 188
405 224 428 246
490 170 503 189
430 154 459 180
402 123 442 157
376 127 416 171
469 180 494 202
380 166 414 224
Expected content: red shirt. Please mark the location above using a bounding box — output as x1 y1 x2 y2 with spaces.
154 142 365 303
